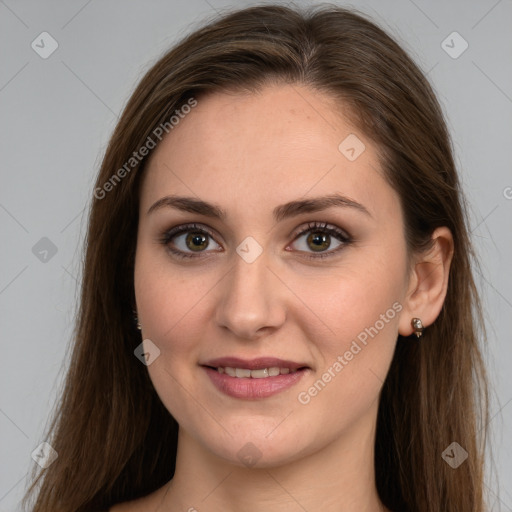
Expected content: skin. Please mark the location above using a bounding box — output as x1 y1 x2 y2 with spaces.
114 84 453 512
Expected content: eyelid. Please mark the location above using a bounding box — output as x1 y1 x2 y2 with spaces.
287 221 352 259
289 221 350 242
158 223 221 260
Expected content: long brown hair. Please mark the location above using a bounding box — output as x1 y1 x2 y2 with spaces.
24 4 490 511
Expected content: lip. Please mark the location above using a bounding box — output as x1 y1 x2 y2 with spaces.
201 357 308 371
200 357 311 400
202 366 309 399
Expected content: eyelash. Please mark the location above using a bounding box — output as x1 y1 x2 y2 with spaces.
159 221 353 261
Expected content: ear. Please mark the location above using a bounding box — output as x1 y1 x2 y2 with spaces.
398 227 454 337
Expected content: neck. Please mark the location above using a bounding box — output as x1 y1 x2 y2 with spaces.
163 401 389 512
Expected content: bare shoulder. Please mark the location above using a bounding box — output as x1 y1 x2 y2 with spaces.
108 483 170 512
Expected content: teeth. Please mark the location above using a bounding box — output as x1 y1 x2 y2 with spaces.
217 366 299 378
251 368 269 379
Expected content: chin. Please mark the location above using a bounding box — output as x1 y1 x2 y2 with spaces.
195 421 318 470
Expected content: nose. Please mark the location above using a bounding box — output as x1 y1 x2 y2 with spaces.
214 249 286 341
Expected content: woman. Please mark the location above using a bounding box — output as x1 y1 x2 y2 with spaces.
25 4 490 511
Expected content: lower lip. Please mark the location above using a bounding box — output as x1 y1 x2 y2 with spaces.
203 366 308 399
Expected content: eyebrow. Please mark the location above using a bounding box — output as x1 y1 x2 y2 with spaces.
147 193 372 221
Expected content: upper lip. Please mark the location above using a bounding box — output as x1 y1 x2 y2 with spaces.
201 357 309 371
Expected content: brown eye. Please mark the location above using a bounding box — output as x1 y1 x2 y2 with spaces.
160 223 221 259
290 222 352 259
186 232 209 251
307 232 331 252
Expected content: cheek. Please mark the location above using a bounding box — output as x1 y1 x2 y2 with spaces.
134 249 207 353
290 253 405 411
291 279 401 437
134 248 210 422
140 271 213 368
294 259 404 351
134 243 228 408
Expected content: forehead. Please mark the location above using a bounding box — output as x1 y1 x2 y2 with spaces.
140 84 398 220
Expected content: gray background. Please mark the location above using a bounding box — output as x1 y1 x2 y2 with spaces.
1 0 511 510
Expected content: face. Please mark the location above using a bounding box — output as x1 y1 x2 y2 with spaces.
134 84 411 468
